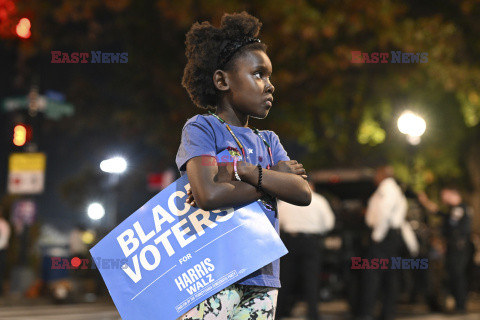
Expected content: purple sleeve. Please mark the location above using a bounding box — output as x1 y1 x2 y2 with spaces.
176 121 216 172
269 131 290 163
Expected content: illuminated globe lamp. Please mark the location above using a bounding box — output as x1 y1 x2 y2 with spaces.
99 156 128 228
397 111 426 145
100 157 127 174
87 202 105 221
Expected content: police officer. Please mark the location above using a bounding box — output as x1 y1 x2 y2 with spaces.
359 166 407 320
418 186 472 313
277 181 335 320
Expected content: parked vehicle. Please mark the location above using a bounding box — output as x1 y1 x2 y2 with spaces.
310 168 375 314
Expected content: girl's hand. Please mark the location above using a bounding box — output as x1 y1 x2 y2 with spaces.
186 154 311 210
186 189 196 207
271 160 307 179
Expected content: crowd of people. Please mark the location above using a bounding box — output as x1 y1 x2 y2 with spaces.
276 165 476 320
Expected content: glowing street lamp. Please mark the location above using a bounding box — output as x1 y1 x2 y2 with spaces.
99 156 128 229
100 157 127 174
87 202 105 220
397 111 426 145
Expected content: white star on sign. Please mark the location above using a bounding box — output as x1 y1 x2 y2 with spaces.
248 148 253 154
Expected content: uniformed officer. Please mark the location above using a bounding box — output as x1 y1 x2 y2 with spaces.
277 181 335 320
359 166 407 320
418 186 472 313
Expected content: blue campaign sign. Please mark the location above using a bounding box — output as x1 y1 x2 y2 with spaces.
90 167 287 319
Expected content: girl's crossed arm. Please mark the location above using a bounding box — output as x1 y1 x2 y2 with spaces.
186 156 311 211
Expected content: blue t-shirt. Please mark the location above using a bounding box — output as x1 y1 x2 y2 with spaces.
175 114 290 288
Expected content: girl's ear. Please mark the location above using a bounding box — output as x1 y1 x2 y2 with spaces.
213 70 229 91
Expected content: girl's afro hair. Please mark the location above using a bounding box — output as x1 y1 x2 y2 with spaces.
182 12 266 109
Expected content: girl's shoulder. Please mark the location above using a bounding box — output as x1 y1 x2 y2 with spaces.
182 113 216 130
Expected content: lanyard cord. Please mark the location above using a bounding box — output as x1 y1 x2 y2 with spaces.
252 128 274 167
208 111 246 160
207 111 277 212
208 111 274 168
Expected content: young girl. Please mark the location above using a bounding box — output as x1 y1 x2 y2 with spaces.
176 12 311 320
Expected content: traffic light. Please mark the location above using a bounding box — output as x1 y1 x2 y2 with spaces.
13 124 31 146
15 17 31 39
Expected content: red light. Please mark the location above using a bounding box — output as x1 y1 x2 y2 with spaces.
329 175 341 184
16 17 31 39
13 124 29 146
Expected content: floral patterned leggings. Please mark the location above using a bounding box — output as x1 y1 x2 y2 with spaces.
177 284 278 320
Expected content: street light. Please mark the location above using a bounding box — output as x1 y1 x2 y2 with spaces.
397 111 426 145
100 156 128 229
397 110 427 191
100 157 127 174
87 202 105 220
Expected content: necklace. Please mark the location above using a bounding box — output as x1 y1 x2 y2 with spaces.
208 111 274 168
208 111 276 211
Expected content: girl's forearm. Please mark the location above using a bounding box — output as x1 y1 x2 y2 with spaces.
239 165 311 206
199 181 262 211
187 158 311 211
200 171 311 210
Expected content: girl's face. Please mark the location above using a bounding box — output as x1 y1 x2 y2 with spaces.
225 49 274 119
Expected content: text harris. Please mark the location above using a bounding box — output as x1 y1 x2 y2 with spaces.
175 258 215 295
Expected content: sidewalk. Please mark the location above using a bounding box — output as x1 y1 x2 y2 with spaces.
1 292 480 319
280 295 480 320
